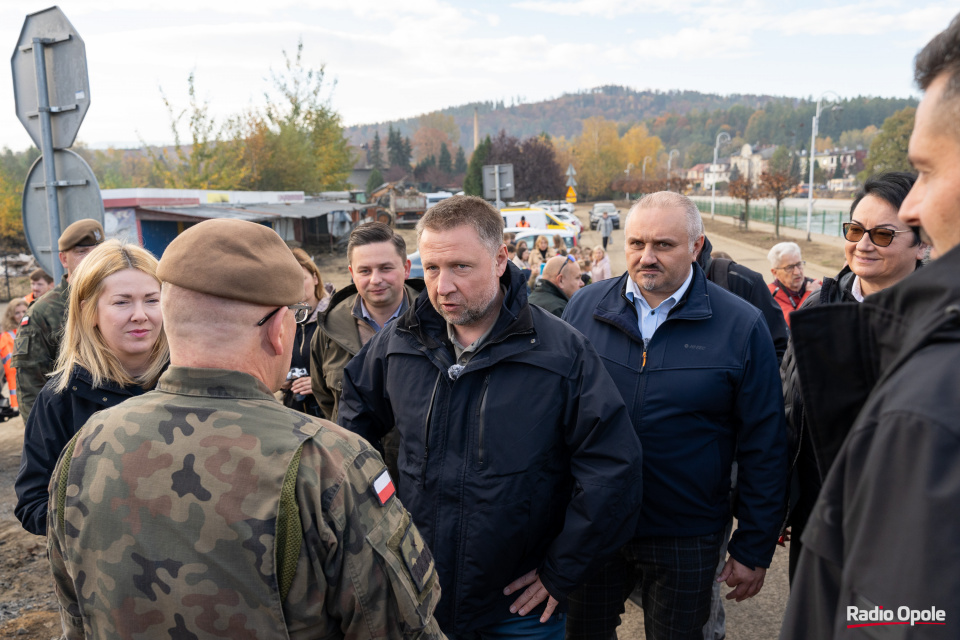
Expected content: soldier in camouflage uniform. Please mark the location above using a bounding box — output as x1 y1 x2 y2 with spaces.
12 219 104 421
47 218 444 639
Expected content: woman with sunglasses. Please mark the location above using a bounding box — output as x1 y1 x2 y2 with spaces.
15 241 169 535
780 171 925 584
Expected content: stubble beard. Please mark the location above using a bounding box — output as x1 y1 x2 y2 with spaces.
434 284 501 327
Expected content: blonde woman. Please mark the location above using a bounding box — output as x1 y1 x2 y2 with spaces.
534 235 555 262
591 247 612 282
0 297 28 412
15 240 169 536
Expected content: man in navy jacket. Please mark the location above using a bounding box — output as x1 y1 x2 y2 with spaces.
339 195 644 638
563 191 786 640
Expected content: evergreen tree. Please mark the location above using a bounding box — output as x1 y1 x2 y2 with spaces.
367 131 383 170
833 159 844 179
454 146 467 173
366 167 383 195
464 135 492 196
438 143 452 174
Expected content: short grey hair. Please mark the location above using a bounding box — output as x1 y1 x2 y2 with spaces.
767 242 802 269
626 192 704 250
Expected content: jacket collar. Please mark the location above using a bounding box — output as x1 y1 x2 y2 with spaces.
532 279 568 301
594 264 713 342
320 280 426 354
157 366 277 401
399 262 535 359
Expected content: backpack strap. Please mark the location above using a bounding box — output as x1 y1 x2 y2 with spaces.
707 258 733 290
56 432 82 533
276 443 305 602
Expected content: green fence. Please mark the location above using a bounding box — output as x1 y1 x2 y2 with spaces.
690 198 847 238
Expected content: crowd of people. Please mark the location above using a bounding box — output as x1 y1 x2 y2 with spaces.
6 11 960 639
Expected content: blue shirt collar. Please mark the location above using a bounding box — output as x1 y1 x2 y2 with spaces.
353 294 408 332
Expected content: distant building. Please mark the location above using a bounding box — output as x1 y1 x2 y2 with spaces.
799 148 859 178
730 144 776 186
686 163 709 187
101 188 374 257
704 161 731 189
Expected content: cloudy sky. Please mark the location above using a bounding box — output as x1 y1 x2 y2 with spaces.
1 0 955 151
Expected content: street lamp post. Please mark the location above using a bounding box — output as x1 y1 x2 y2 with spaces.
806 91 841 240
668 149 680 191
624 163 634 201
642 156 652 181
711 132 731 220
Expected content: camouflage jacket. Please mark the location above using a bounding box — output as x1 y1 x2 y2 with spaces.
48 366 444 640
12 275 69 421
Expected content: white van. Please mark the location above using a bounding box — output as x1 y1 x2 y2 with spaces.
501 207 579 236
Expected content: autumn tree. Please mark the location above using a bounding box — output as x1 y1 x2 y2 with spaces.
0 166 26 253
862 107 915 178
245 40 353 192
728 174 756 230
759 170 797 238
146 71 250 190
621 124 664 174
517 135 564 201
574 117 622 199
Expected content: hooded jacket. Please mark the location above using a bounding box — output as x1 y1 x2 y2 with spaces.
780 245 960 639
338 263 644 633
562 264 787 570
309 280 424 421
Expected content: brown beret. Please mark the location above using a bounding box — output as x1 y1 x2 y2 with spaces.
156 218 303 306
58 219 104 251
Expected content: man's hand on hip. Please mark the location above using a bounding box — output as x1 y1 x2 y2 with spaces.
717 557 766 602
504 569 560 623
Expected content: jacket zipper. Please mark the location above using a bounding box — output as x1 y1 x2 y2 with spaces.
420 371 442 488
476 375 490 467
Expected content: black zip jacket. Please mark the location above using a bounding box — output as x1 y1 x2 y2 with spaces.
338 263 644 634
15 366 147 535
780 242 960 639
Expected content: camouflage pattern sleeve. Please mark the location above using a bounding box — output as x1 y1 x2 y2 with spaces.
47 441 86 640
12 315 57 422
284 428 446 639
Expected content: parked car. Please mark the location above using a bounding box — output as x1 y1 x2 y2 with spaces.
589 203 621 230
551 211 584 234
409 226 578 279
532 200 575 214
501 207 579 237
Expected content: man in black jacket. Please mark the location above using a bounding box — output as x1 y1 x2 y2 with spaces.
781 13 960 637
339 195 644 638
528 255 583 317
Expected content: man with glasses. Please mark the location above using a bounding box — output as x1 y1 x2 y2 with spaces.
767 242 820 327
528 254 584 317
46 219 444 638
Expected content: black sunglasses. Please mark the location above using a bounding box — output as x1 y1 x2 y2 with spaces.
842 223 912 248
558 254 576 276
257 303 311 326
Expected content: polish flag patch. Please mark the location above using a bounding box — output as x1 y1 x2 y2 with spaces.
20 315 29 327
373 469 395 506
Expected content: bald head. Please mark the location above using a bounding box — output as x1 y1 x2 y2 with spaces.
161 283 295 390
542 255 583 299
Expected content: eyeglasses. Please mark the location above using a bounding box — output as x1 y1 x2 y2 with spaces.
558 254 577 276
257 303 311 326
842 223 912 248
777 261 806 272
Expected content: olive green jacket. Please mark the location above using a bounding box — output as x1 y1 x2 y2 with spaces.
12 275 69 421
